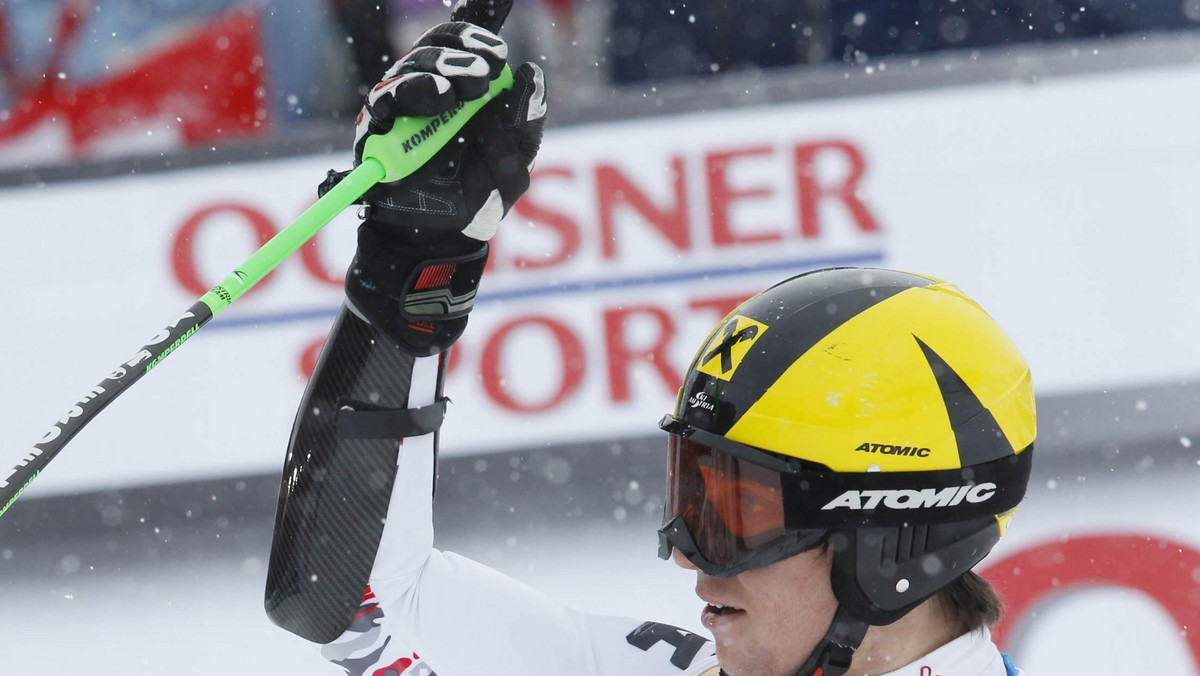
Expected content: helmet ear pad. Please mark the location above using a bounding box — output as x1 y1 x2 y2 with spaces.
827 517 1002 626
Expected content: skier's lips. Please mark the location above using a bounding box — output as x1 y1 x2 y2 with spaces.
701 602 747 630
697 592 746 630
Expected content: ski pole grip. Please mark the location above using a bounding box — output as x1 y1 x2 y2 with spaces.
362 64 515 183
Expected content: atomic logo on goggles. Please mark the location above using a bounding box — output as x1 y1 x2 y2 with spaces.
821 483 997 511
696 315 769 381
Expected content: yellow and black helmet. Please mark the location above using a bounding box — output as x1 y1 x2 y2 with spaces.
659 267 1035 626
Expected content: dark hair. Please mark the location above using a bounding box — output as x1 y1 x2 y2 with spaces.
936 570 1003 633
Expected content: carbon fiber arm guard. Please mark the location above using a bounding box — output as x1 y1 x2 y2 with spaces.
264 305 446 643
266 209 492 643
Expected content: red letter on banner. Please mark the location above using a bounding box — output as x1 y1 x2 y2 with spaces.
596 157 690 259
982 533 1200 669
172 203 277 297
508 166 581 270
603 305 680 403
793 140 881 239
482 316 586 412
707 145 779 247
299 233 344 288
298 335 326 380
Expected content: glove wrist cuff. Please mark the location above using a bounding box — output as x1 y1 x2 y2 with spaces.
346 222 488 355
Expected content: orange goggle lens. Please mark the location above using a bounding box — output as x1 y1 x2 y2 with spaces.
666 434 788 565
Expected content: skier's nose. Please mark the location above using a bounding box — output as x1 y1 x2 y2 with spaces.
671 548 699 571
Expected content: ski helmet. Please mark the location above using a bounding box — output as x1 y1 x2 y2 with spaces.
658 267 1035 666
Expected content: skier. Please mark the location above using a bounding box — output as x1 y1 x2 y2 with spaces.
265 2 1034 675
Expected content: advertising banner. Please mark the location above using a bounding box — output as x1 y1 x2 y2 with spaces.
3 63 1200 495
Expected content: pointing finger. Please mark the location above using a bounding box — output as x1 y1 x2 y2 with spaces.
449 0 512 34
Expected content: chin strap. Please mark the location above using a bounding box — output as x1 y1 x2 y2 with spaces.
789 606 869 676
715 606 867 676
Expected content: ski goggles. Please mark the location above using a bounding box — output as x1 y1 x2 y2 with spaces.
657 415 828 578
658 414 1036 578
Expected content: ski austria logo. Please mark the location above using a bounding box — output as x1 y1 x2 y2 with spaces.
688 392 716 412
821 483 997 511
697 315 769 381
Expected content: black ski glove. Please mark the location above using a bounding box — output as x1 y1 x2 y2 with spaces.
322 0 548 355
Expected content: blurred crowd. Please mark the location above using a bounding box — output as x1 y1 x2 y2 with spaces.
373 0 1200 92
607 0 1200 81
340 0 1200 100
0 0 1198 165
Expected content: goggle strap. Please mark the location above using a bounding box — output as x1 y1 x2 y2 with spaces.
783 448 1033 529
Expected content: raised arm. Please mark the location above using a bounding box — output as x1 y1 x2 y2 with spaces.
264 0 546 653
267 4 718 675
